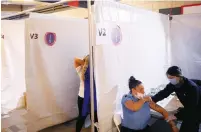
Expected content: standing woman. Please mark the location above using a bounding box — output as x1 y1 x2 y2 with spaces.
74 55 89 132
74 55 98 132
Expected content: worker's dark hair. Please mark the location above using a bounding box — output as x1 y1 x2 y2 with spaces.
166 66 182 77
129 76 142 91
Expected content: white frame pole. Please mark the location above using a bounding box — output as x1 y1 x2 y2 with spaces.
87 0 95 132
167 14 171 67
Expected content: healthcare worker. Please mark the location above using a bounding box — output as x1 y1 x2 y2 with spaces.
152 66 201 132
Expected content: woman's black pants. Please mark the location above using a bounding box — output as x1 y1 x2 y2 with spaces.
175 107 201 132
121 120 172 132
121 126 151 132
76 96 98 132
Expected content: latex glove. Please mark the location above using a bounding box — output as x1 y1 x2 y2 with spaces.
167 115 177 122
169 109 179 115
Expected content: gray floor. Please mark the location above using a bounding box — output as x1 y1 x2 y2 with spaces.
40 120 90 132
2 97 201 132
40 120 201 132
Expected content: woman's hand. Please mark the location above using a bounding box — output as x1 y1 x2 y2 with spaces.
81 55 89 81
169 109 179 115
168 117 179 132
169 120 179 132
143 96 152 102
166 115 177 122
74 58 84 68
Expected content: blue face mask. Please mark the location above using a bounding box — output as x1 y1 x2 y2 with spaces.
169 78 178 85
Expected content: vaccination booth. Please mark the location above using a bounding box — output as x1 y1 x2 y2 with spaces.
1 1 201 132
1 14 89 131
94 1 171 131
94 1 201 132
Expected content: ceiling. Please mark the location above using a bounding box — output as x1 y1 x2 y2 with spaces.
1 0 61 17
1 1 201 18
1 0 52 6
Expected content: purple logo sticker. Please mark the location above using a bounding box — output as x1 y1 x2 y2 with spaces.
111 25 122 46
45 32 56 46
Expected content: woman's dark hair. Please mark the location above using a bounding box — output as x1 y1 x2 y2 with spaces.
129 76 142 91
166 66 182 77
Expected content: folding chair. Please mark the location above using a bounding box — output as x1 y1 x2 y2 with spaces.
94 122 100 132
113 114 122 132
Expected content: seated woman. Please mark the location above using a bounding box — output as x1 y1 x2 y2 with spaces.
121 76 179 132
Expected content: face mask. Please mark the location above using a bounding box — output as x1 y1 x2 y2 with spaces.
169 78 178 85
135 92 144 99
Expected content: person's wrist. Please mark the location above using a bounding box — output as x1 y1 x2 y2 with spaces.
165 117 170 122
168 121 176 128
141 98 145 103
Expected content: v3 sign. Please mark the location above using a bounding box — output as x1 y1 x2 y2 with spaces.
45 32 56 46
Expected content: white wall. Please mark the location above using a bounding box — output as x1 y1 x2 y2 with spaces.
52 8 88 18
1 20 26 114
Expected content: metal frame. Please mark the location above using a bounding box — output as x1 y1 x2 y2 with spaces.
1 0 73 19
87 0 95 131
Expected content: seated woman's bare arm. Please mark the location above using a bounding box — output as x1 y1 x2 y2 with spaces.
149 101 178 132
149 101 169 118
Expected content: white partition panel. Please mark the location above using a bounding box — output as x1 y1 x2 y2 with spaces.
94 1 170 132
170 14 201 80
26 14 89 131
1 20 26 114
